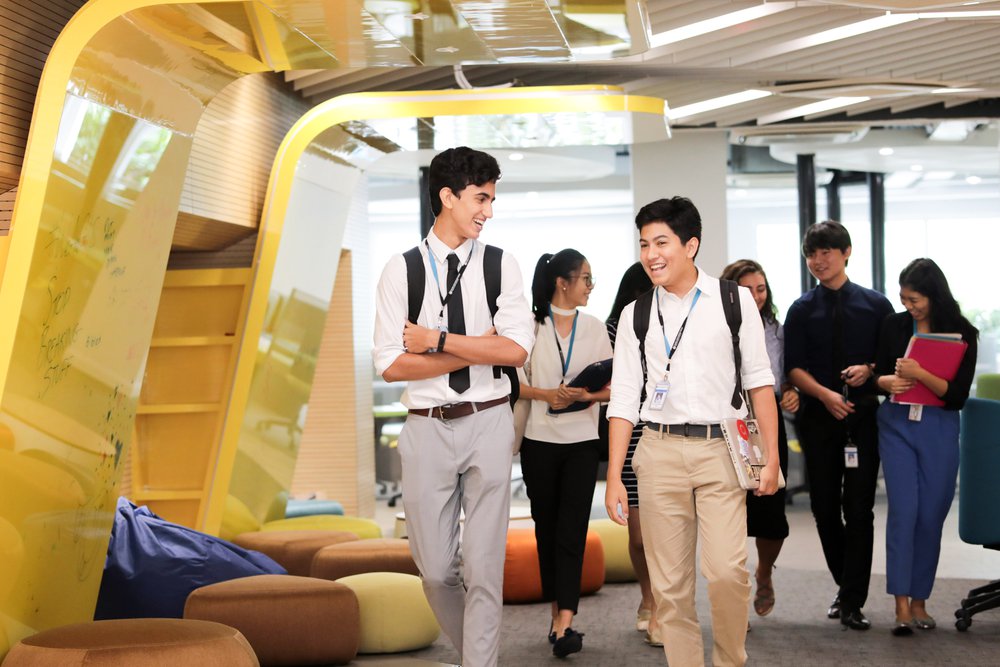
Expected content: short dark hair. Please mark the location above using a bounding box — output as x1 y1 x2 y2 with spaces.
531 249 586 324
720 258 778 324
634 197 702 258
428 147 501 217
802 220 851 257
898 258 977 337
607 262 652 324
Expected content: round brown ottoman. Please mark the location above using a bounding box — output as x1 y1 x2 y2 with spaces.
310 538 419 581
3 618 257 666
232 530 359 576
184 574 359 666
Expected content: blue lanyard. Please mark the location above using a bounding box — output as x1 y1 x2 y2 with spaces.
549 306 578 380
655 286 701 376
425 240 474 325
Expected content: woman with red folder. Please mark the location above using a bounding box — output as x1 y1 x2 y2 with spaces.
875 258 978 636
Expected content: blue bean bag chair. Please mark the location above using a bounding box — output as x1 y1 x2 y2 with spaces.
95 497 285 620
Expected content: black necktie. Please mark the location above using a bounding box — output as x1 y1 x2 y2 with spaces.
447 253 470 394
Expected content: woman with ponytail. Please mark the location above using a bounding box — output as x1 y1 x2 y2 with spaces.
519 248 612 658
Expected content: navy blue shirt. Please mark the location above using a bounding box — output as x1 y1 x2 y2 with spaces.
784 280 894 406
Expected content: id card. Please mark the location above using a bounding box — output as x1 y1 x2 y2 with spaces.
908 404 923 422
844 445 859 469
650 379 670 411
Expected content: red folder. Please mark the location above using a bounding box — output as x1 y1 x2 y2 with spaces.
891 334 968 407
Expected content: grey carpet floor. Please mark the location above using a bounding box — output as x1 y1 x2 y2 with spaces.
363 569 1000 666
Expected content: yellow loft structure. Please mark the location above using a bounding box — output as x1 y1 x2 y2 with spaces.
0 0 660 652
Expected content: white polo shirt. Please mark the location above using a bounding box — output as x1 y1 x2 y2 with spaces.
525 313 613 444
372 230 535 409
607 268 774 426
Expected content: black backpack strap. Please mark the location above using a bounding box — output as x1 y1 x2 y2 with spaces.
720 278 744 410
632 288 654 405
482 245 519 405
402 246 424 324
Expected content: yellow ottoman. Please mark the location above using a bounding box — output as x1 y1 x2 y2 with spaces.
262 515 382 539
337 572 439 654
3 619 257 666
589 518 637 583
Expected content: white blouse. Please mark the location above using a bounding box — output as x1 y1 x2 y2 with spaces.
524 312 613 444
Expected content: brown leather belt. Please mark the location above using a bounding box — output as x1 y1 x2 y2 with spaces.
408 396 510 420
647 422 723 439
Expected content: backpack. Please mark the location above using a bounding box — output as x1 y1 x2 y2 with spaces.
402 244 519 405
631 279 744 411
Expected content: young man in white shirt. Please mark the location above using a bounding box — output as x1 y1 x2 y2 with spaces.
604 197 780 667
372 146 534 667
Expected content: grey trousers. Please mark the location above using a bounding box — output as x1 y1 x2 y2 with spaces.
398 402 514 667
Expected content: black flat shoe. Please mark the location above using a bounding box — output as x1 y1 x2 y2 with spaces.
548 622 556 645
840 609 871 631
552 628 584 658
827 595 842 619
891 619 914 637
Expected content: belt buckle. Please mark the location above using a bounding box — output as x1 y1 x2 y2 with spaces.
437 403 456 420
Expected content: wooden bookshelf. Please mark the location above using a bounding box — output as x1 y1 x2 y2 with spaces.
129 268 251 527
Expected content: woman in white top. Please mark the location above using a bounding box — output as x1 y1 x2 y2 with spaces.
519 249 613 659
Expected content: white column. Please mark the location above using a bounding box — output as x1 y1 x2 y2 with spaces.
630 131 729 275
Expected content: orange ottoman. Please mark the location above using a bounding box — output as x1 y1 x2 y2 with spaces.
232 530 359 576
503 528 605 603
184 574 359 666
3 618 257 666
310 538 419 581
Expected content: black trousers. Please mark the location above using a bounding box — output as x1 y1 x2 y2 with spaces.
519 437 600 613
797 400 880 611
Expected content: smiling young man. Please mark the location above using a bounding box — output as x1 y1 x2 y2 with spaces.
783 221 894 631
605 197 779 667
372 147 534 667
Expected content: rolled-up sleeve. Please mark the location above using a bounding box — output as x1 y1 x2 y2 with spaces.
737 287 775 390
372 254 407 377
495 251 535 357
607 302 642 426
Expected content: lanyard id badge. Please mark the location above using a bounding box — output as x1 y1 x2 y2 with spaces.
908 404 923 421
648 287 701 412
650 375 670 411
843 434 859 469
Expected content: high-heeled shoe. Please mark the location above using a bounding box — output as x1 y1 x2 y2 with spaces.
636 608 652 632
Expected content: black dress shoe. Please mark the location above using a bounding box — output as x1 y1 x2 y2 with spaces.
840 608 872 631
827 595 842 619
553 628 584 658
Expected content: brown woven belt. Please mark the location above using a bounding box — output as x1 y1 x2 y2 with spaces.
408 396 510 420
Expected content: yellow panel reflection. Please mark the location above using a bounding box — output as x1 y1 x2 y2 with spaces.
209 85 667 533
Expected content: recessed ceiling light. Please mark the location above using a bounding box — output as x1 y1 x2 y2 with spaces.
436 46 458 54
649 3 795 48
669 90 772 121
757 97 869 125
878 147 894 156
406 13 429 21
509 152 524 161
910 164 923 172
966 175 983 185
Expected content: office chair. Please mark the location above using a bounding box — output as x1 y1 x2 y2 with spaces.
955 397 1000 631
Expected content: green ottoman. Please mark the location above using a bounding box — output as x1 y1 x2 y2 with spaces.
337 572 439 654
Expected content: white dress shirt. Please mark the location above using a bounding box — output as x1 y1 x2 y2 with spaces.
525 313 613 444
607 268 774 426
372 230 535 409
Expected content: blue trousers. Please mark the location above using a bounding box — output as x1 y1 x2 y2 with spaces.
877 401 959 600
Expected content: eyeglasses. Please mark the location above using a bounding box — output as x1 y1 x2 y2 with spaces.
580 275 595 288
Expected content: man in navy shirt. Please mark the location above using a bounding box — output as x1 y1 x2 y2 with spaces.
784 221 894 631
